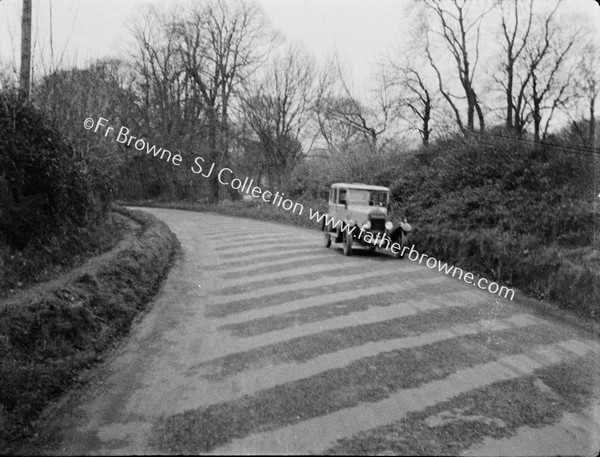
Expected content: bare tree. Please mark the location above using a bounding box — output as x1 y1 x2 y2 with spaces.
174 0 272 202
572 39 598 146
127 6 197 199
388 54 437 147
314 68 363 155
422 0 489 134
129 7 188 139
242 45 317 189
516 2 577 140
316 59 393 153
495 0 534 131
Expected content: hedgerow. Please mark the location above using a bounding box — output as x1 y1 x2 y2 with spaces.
0 92 112 250
0 208 178 449
390 133 599 319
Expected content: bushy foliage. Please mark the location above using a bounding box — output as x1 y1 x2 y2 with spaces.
0 92 112 250
390 133 599 318
391 134 597 247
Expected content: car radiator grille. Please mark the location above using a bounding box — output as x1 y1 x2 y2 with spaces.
370 217 386 232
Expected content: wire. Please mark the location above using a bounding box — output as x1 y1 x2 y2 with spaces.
469 130 600 157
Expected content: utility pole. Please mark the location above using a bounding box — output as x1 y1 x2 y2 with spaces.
20 0 32 98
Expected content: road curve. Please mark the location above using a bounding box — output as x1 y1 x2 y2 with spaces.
30 208 600 455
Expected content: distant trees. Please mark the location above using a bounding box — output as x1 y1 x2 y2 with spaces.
173 0 272 202
121 0 272 201
315 60 395 154
314 94 365 156
12 0 597 206
573 39 599 146
128 7 188 142
126 5 203 199
492 0 589 141
388 0 594 147
242 46 318 189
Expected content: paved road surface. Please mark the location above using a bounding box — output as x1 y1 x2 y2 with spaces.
31 208 600 455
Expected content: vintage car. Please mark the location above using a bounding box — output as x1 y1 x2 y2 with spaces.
322 182 412 257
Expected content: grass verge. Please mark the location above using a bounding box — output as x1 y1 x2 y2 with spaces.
411 225 600 321
0 207 179 452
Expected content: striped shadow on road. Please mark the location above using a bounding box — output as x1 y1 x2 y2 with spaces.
206 266 428 316
204 229 292 240
214 264 374 295
193 305 530 381
218 243 317 259
324 349 599 455
211 284 494 357
152 323 578 453
213 236 316 252
211 248 327 270
219 343 600 455
208 277 487 328
185 314 540 406
218 253 349 278
218 279 472 337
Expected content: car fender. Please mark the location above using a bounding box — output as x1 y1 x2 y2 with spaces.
399 221 412 233
390 222 411 242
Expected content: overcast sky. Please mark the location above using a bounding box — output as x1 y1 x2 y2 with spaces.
1 0 597 89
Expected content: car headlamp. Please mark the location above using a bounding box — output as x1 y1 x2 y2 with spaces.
385 221 393 230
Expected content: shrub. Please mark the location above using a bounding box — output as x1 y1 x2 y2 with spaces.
390 133 599 318
390 134 597 248
0 92 112 250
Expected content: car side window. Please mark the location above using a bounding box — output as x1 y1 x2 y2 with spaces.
339 189 347 205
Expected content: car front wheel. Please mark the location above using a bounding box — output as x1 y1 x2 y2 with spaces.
394 231 407 259
342 231 353 256
324 231 331 248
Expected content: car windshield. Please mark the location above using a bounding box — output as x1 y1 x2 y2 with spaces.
346 189 388 206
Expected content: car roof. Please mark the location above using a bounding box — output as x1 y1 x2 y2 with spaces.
330 182 390 192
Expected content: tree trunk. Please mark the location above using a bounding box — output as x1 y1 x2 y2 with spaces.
207 118 220 204
506 65 514 130
531 77 541 142
533 97 541 142
422 103 431 147
20 0 32 98
589 96 596 147
475 101 485 133
467 92 475 132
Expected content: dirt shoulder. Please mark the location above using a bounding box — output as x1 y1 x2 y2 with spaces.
0 206 179 453
0 211 141 313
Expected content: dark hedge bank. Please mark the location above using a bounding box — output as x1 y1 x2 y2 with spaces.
0 208 178 451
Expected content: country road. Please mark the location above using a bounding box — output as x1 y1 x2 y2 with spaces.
29 207 599 455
